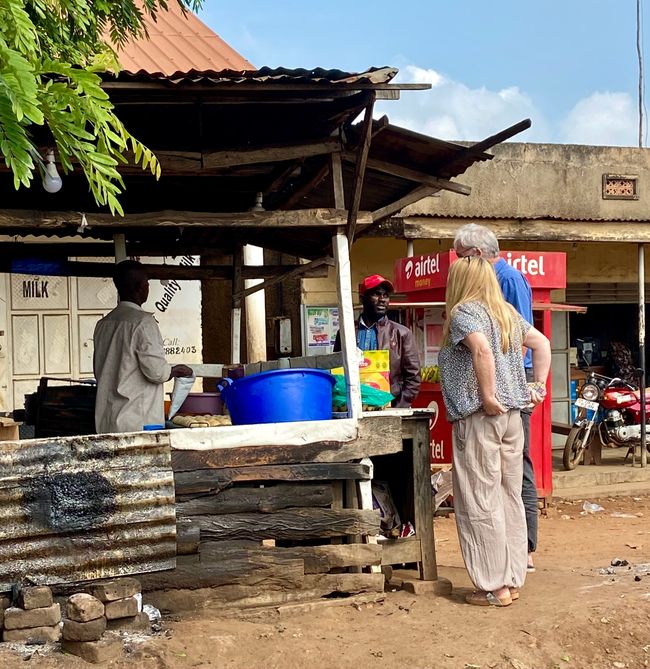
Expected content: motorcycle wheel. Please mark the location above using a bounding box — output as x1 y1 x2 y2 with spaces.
563 424 592 470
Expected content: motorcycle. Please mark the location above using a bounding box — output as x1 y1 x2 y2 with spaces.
563 371 650 470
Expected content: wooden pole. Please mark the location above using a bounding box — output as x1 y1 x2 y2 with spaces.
113 234 127 263
231 247 243 364
332 230 361 418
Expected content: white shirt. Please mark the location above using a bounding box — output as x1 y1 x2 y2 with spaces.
93 301 171 433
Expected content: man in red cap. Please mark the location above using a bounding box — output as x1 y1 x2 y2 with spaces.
335 274 421 407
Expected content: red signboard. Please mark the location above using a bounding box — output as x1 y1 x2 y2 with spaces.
394 251 566 293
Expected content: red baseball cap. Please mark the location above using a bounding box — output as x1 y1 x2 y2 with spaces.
359 274 394 295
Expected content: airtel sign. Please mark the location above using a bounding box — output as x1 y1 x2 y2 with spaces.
394 251 566 293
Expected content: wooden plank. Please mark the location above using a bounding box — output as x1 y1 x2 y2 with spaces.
409 417 438 581
138 555 304 591
194 508 380 541
233 256 335 300
330 152 345 209
302 572 385 594
0 208 372 230
176 483 333 516
380 537 422 566
173 463 373 495
369 185 440 224
170 416 402 470
400 217 650 244
347 93 375 244
278 163 330 210
203 138 341 169
199 542 382 574
176 518 200 554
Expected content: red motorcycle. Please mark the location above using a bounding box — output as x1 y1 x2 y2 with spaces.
563 371 650 470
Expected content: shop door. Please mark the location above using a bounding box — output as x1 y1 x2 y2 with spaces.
551 311 571 448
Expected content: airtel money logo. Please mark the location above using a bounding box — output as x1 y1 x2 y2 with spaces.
405 259 414 280
405 254 440 280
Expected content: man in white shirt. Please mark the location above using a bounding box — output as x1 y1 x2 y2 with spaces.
93 260 193 433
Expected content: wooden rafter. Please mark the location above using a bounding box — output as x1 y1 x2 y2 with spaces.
277 163 331 210
346 92 375 245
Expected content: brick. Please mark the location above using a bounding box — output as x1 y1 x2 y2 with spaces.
3 624 61 644
106 612 150 633
62 633 122 664
104 597 138 620
18 586 53 610
66 593 105 623
4 603 61 630
89 578 141 603
63 616 106 642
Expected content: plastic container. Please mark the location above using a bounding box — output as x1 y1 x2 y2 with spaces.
178 392 223 416
143 424 165 431
219 368 335 425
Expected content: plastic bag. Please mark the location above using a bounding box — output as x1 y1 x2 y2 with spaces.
168 374 196 419
332 374 393 411
372 480 401 537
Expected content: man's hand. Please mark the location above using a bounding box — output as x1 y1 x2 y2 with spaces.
170 364 194 379
483 395 507 415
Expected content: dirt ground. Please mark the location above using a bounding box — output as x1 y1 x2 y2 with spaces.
3 494 650 669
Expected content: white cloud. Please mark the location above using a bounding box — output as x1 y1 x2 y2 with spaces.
379 65 639 147
559 92 638 146
378 65 548 143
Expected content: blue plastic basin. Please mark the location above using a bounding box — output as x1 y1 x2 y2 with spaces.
219 368 335 425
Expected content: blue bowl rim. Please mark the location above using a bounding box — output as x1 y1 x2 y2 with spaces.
230 367 335 386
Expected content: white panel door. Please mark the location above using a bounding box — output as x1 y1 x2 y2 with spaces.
43 314 71 375
12 314 40 376
78 313 103 375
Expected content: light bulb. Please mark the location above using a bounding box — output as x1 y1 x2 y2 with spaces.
42 151 62 193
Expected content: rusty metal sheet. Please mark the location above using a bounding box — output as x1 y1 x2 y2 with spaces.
0 431 176 591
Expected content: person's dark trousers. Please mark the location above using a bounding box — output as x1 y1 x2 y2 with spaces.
521 401 538 555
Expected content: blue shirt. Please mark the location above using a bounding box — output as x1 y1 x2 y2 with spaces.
494 258 533 368
357 316 384 351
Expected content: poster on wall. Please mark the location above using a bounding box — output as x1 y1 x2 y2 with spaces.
303 306 339 355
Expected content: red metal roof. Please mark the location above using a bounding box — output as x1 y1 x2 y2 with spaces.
113 3 254 76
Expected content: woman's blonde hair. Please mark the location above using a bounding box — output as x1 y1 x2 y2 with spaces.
442 257 519 353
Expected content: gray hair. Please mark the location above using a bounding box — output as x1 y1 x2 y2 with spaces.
453 223 500 258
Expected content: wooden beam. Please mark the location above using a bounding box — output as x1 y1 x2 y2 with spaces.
277 163 330 210
346 93 375 245
401 216 650 243
0 208 355 230
369 185 440 224
330 153 345 209
233 256 334 300
203 138 341 169
345 155 471 196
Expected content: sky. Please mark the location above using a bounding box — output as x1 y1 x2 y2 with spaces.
198 0 648 147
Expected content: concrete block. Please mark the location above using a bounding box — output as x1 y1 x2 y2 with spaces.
18 586 53 611
66 593 105 623
104 596 138 620
4 603 61 630
62 633 122 664
63 616 106 642
434 577 454 596
89 578 141 603
3 624 61 644
400 579 436 595
106 612 151 633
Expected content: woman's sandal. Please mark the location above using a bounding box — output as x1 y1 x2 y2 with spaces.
509 587 520 601
465 590 512 607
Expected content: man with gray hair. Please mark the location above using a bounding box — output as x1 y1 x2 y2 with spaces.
453 223 538 573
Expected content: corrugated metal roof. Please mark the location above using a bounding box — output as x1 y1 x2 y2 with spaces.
113 65 399 86
0 432 176 590
113 2 254 76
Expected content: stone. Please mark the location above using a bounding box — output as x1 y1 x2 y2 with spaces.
4 603 61 630
434 577 454 596
62 633 122 664
63 616 106 642
104 597 138 620
3 624 61 644
106 612 150 633
0 596 10 629
18 586 53 610
89 578 141 603
66 593 105 623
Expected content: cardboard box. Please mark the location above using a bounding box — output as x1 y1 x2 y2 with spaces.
0 418 19 441
332 350 391 393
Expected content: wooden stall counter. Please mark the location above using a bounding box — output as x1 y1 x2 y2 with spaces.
145 410 440 613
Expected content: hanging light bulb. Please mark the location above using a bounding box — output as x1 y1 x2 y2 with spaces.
249 191 265 212
42 150 62 193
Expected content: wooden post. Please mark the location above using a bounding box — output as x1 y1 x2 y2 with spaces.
113 234 126 263
411 417 437 580
332 231 361 418
330 152 345 209
231 247 243 364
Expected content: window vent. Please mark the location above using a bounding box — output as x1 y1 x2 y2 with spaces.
602 174 639 200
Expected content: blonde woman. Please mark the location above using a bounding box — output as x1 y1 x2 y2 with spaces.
438 257 551 607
